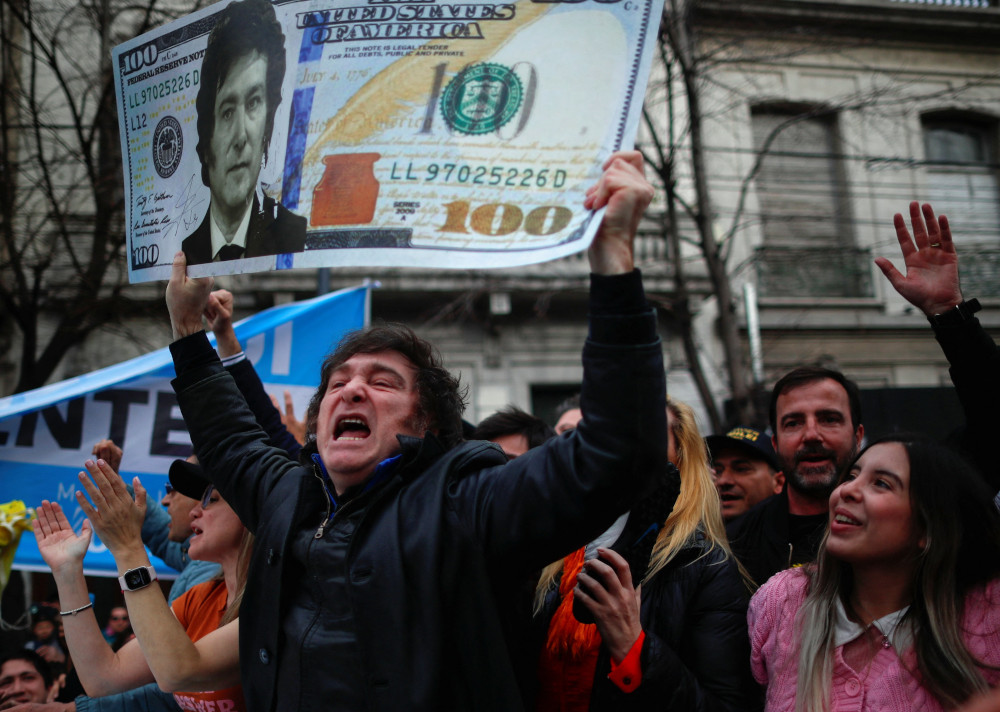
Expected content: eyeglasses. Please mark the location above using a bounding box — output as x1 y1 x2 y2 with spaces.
200 484 216 509
164 483 174 495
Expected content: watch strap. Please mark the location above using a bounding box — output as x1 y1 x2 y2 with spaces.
931 298 981 327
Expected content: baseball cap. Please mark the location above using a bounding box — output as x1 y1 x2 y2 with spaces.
168 459 210 499
705 426 781 472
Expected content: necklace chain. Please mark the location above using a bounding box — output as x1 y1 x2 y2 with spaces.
851 597 896 651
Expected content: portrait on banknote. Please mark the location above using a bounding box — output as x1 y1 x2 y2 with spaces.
113 0 665 282
182 0 306 266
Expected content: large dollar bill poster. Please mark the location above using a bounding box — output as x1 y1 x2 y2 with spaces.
113 0 664 282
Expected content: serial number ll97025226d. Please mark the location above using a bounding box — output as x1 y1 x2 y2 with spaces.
423 163 568 188
128 70 200 109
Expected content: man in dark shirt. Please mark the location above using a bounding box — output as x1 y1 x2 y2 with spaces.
728 202 1000 588
164 151 664 711
725 367 864 586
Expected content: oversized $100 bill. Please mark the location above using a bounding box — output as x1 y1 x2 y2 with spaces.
113 0 664 282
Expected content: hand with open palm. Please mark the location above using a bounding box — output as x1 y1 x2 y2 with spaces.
33 500 91 578
875 201 963 317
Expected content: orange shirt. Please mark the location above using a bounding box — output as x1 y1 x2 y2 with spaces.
535 548 644 712
170 580 246 712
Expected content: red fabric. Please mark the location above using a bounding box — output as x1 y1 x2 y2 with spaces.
607 630 645 693
535 548 602 712
170 580 246 712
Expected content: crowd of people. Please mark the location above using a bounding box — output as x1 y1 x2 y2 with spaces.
4 153 1000 711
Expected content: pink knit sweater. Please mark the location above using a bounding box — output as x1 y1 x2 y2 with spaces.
748 569 1000 712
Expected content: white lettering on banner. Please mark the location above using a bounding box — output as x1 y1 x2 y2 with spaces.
168 402 192 447
273 322 292 376
1 285 368 575
245 333 265 368
0 382 189 467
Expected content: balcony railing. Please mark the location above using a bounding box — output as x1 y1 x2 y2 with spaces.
955 250 1000 298
755 246 875 299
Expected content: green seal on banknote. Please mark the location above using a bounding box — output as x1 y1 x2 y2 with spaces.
440 63 523 136
152 116 183 179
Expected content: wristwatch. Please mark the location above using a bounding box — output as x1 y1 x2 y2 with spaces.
930 298 981 327
119 565 157 592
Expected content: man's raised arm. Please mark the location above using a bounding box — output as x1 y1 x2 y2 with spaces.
877 201 1000 494
585 150 654 276
165 252 214 341
457 150 666 570
163 254 292 532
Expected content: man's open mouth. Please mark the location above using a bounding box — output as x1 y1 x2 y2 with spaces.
335 417 371 441
795 446 836 469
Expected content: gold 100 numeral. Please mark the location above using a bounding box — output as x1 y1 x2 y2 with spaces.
440 201 573 236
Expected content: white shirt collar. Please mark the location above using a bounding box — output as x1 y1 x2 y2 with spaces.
210 198 254 261
585 512 629 561
833 597 913 654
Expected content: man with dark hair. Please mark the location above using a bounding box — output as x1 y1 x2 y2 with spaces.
303 324 469 455
164 151 663 711
553 393 582 435
181 0 305 265
768 366 863 505
472 406 555 459
726 366 864 586
0 650 56 707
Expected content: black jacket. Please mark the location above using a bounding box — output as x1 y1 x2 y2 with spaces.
724 489 827 589
933 312 1000 495
542 535 760 712
170 271 667 712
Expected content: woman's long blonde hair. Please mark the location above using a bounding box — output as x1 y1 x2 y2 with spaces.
534 396 733 612
219 528 254 626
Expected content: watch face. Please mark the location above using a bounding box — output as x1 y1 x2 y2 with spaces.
124 568 150 589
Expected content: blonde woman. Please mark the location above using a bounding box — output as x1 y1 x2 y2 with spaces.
534 397 760 711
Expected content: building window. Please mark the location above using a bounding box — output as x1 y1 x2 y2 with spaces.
922 113 1000 297
922 114 999 240
751 106 871 298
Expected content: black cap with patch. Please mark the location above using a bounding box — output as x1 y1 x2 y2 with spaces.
705 426 781 472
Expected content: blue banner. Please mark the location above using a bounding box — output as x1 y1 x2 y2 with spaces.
0 285 369 576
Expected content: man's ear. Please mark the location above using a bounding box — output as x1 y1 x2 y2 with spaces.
854 424 865 449
773 470 785 494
